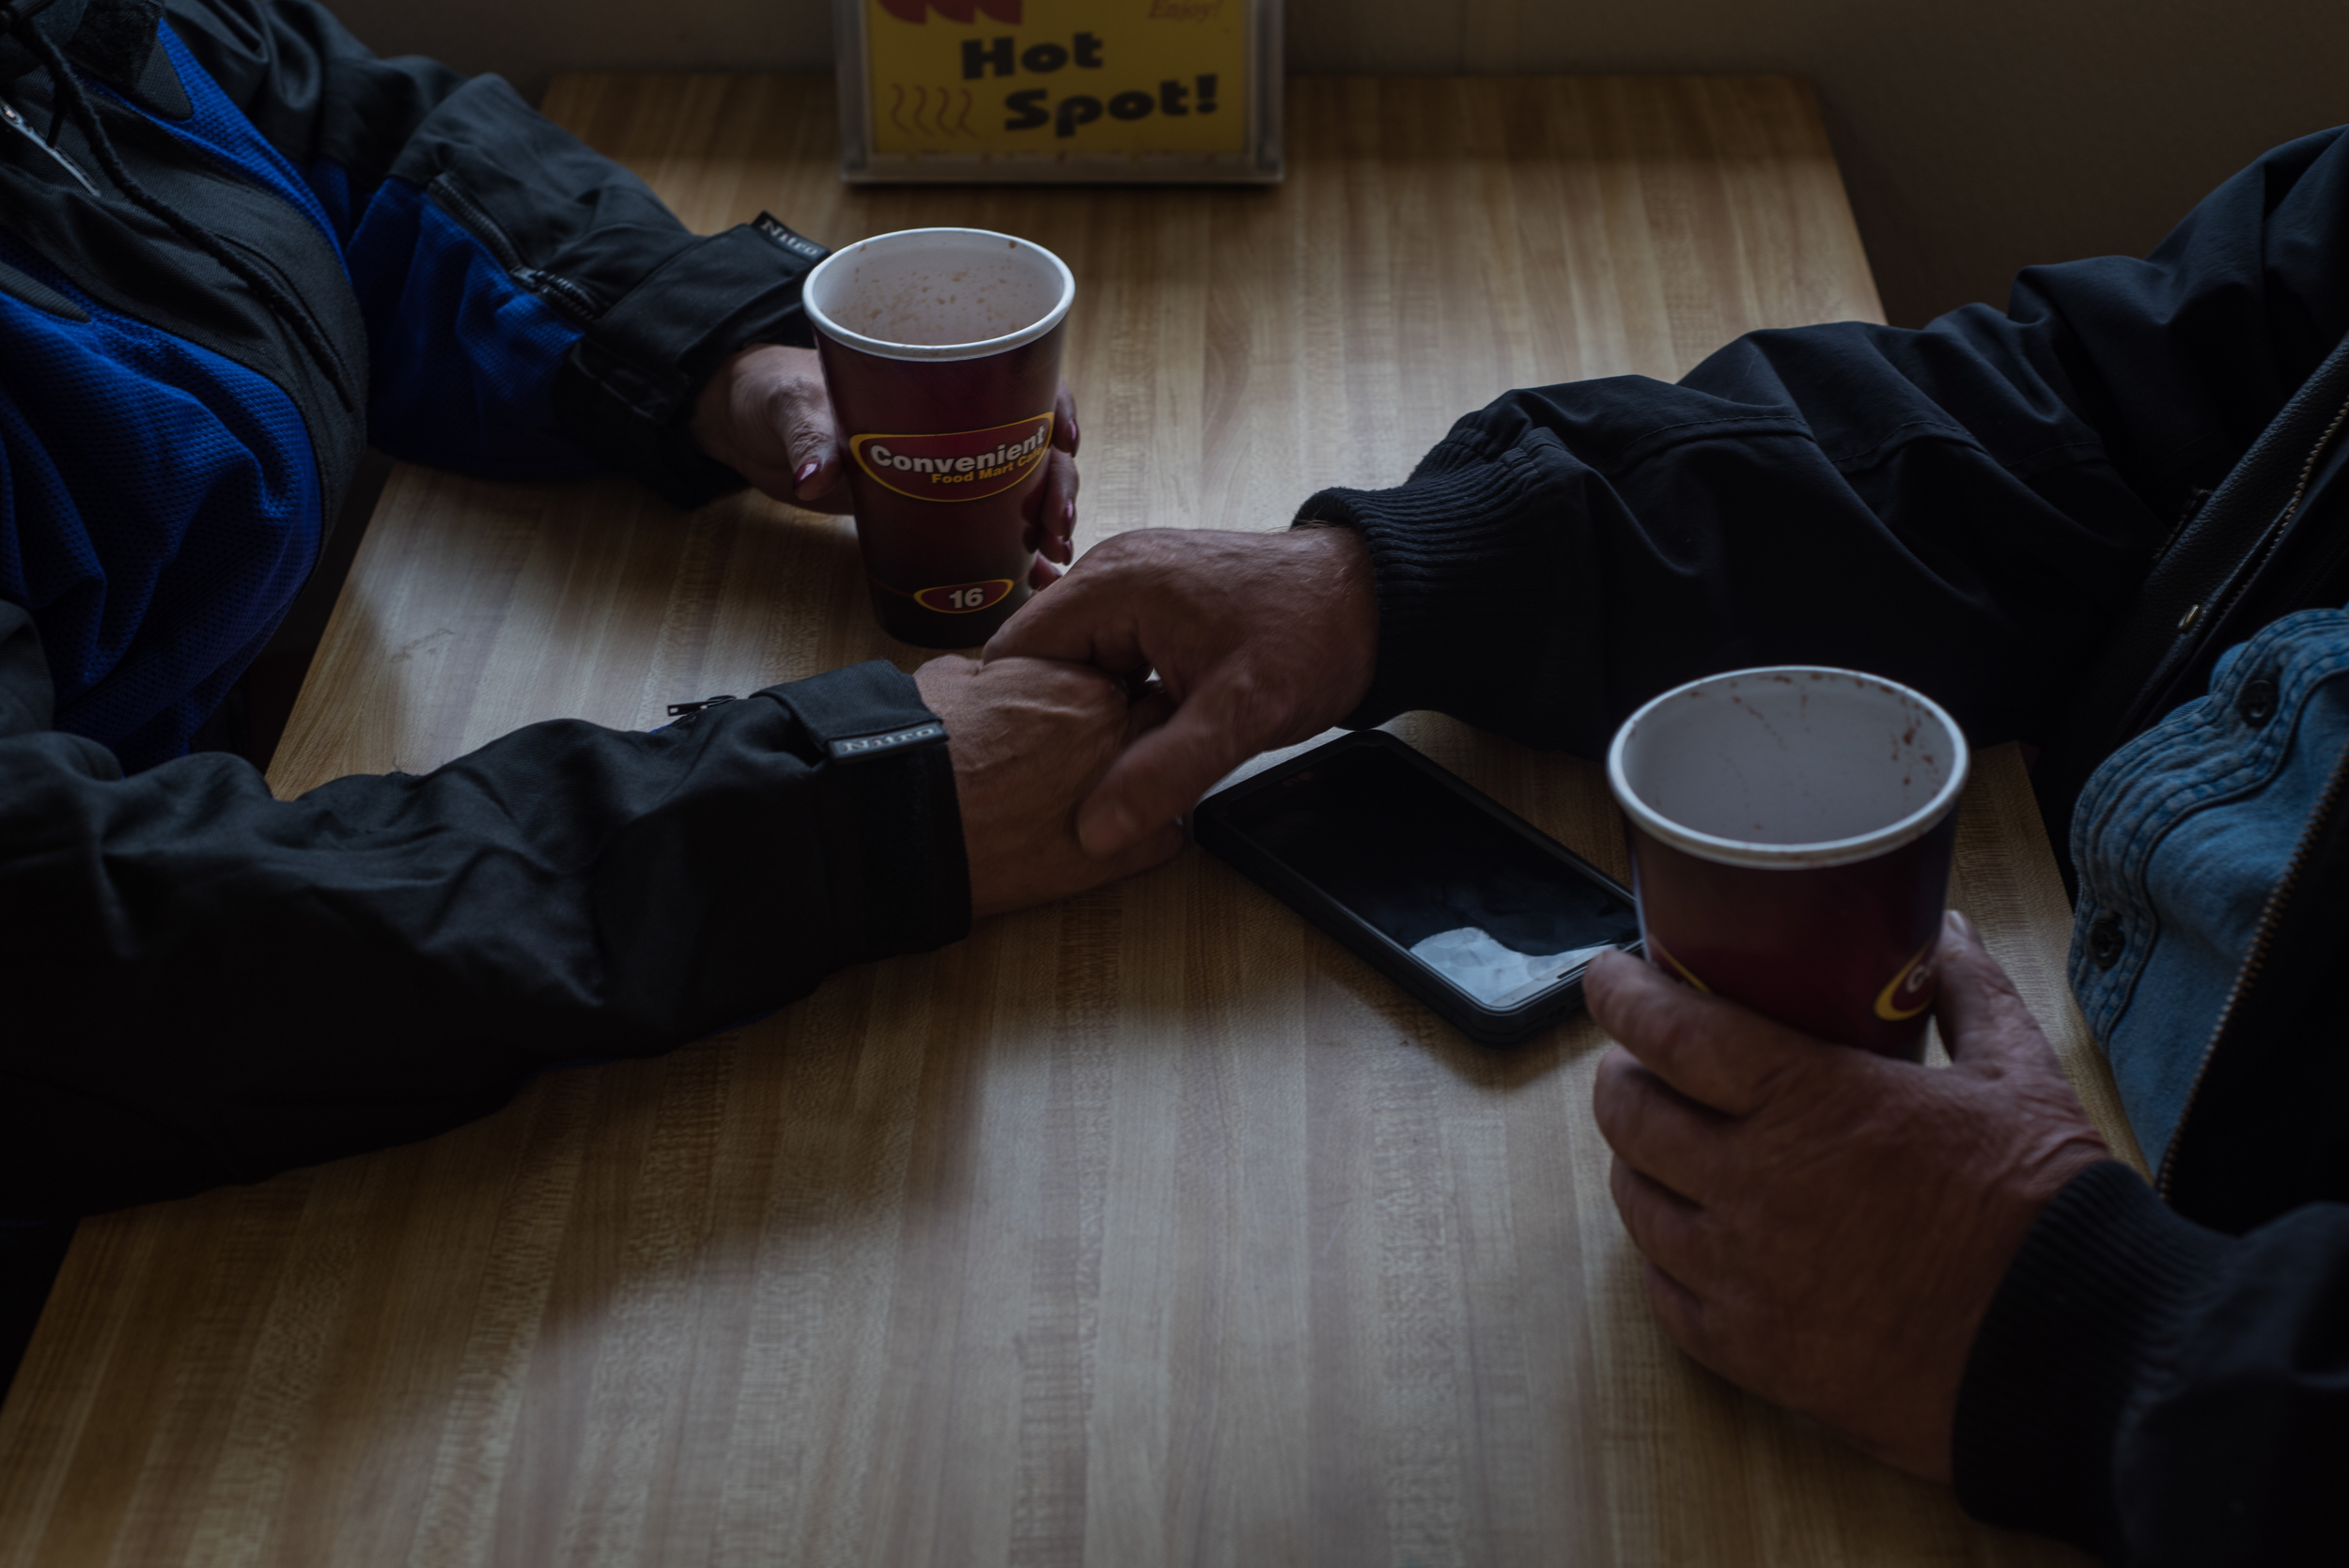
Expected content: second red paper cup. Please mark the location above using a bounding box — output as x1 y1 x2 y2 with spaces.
1605 667 1970 1060
803 228 1074 646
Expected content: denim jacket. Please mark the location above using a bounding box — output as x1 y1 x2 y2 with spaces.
2070 609 2349 1186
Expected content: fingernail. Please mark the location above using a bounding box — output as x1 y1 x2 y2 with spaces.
1945 908 1975 939
1066 411 1081 455
1062 496 1076 527
793 460 820 489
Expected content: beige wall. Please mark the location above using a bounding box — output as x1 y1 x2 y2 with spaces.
327 0 2349 327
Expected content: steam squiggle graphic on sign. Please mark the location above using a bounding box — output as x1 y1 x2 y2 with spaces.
882 85 981 141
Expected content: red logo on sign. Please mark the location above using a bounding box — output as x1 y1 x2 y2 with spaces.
851 413 1054 504
876 0 1021 23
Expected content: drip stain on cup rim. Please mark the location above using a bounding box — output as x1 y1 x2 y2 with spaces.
1607 666 1970 869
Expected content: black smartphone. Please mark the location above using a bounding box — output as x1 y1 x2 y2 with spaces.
1193 731 1643 1045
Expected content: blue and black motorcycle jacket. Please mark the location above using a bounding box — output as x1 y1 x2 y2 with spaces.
0 0 969 1213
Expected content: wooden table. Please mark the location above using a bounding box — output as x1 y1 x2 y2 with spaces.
0 78 2132 1566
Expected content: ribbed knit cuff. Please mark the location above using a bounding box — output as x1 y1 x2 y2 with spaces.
1293 442 1563 729
1952 1160 2232 1557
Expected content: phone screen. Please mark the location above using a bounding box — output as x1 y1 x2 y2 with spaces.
1221 743 1641 1010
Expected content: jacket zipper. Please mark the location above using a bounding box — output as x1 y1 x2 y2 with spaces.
427 173 604 322
2151 369 2349 1198
2156 733 2349 1198
0 94 99 196
2149 388 2349 720
7 89 361 409
2194 390 2349 629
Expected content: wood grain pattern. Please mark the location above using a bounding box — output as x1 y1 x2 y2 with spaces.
1 77 2107 1566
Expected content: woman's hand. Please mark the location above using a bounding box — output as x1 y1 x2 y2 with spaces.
690 346 1081 570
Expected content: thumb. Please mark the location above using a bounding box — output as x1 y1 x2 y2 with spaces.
1075 686 1262 855
782 402 842 505
1932 908 2057 1070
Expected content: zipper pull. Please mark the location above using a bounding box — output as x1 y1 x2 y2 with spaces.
0 93 100 196
665 694 739 717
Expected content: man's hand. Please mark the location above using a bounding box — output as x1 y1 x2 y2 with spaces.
690 346 1081 567
913 655 1184 919
1586 910 2110 1481
981 527 1379 856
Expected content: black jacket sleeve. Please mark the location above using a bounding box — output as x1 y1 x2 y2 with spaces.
163 0 826 505
1954 1162 2349 1562
1295 131 2349 1560
1299 127 2349 753
0 601 969 1219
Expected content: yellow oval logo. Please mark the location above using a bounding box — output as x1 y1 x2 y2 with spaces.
851 412 1055 504
913 579 1014 614
1873 939 1939 1021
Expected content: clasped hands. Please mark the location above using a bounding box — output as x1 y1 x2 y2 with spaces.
704 362 2113 1486
688 349 1375 919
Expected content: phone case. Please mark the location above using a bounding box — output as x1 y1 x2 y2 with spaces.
1193 731 1641 1046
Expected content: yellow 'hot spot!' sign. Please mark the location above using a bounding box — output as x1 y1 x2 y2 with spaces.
838 0 1280 182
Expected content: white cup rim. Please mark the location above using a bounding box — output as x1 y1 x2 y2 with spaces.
803 228 1075 363
1605 665 1971 869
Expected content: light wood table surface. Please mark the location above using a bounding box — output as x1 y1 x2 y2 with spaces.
0 77 2132 1567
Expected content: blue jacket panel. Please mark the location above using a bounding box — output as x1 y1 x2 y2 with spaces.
0 0 826 767
0 234 319 770
344 179 596 479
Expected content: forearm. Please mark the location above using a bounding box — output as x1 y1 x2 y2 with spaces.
0 650 968 1219
1304 128 2349 754
1954 1161 2349 1562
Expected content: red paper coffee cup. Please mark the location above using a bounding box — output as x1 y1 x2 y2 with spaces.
1605 667 1971 1060
803 228 1074 646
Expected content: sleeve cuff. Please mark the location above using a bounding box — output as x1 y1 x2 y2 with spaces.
1952 1159 2232 1557
556 216 832 510
766 660 972 962
1292 441 1568 732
